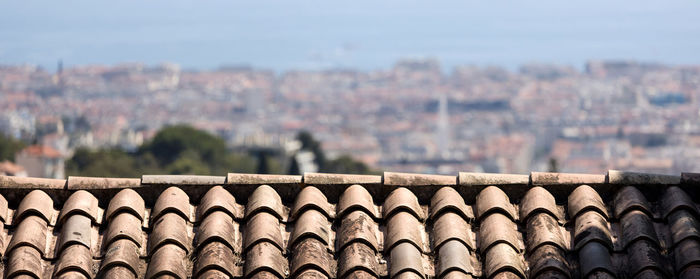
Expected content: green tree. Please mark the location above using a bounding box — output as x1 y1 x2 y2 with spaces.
139 125 226 165
296 130 326 170
66 148 141 177
325 154 374 174
0 133 26 162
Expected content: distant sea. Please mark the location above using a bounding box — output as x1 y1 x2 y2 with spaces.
1 0 699 72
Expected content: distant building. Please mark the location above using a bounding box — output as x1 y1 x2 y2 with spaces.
15 145 65 179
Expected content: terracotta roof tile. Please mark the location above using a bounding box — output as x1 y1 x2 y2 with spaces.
437 240 475 277
14 189 54 225
613 186 653 219
429 187 474 221
243 211 283 251
388 242 424 279
100 239 141 277
197 185 242 221
290 238 333 277
195 210 238 252
147 212 191 254
337 210 379 252
151 186 192 223
525 213 568 252
432 211 475 251
244 242 288 278
291 186 332 220
385 211 424 253
0 171 697 278
478 212 521 253
475 186 517 221
483 243 526 279
383 187 424 220
520 186 563 221
567 185 609 219
106 188 145 221
58 190 100 225
337 242 380 278
245 185 286 220
145 244 188 279
337 184 379 219
194 241 238 278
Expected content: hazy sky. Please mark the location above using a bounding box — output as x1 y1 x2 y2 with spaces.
2 0 699 71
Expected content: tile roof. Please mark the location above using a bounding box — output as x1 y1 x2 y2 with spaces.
0 170 697 278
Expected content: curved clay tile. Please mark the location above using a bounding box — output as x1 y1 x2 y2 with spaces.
613 186 652 219
680 266 700 279
297 269 329 279
673 238 700 274
429 187 473 221
291 186 332 221
56 214 92 254
385 211 424 253
661 186 698 219
58 190 100 225
101 266 137 279
54 244 93 278
578 241 615 278
0 194 7 223
337 210 379 252
383 187 425 221
151 187 191 223
105 188 145 221
483 243 526 279
245 185 285 220
147 212 190 255
7 215 48 255
527 244 569 278
290 209 330 247
520 187 563 221
533 270 568 279
198 269 230 279
432 211 474 251
442 270 473 279
290 238 332 277
14 189 54 224
104 212 143 248
389 242 425 279
100 239 141 277
586 271 615 279
6 246 44 278
573 211 613 251
244 242 289 278
55 272 89 279
249 270 283 279
475 186 516 221
437 240 474 277
478 213 521 253
144 244 188 279
195 211 237 252
243 212 283 252
194 241 237 278
196 186 241 221
620 210 659 250
525 213 567 252
626 240 667 278
337 185 378 219
567 185 608 219
344 270 379 279
337 242 379 278
394 272 424 279
667 209 700 246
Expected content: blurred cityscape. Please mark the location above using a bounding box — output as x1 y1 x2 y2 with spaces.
1 59 699 177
